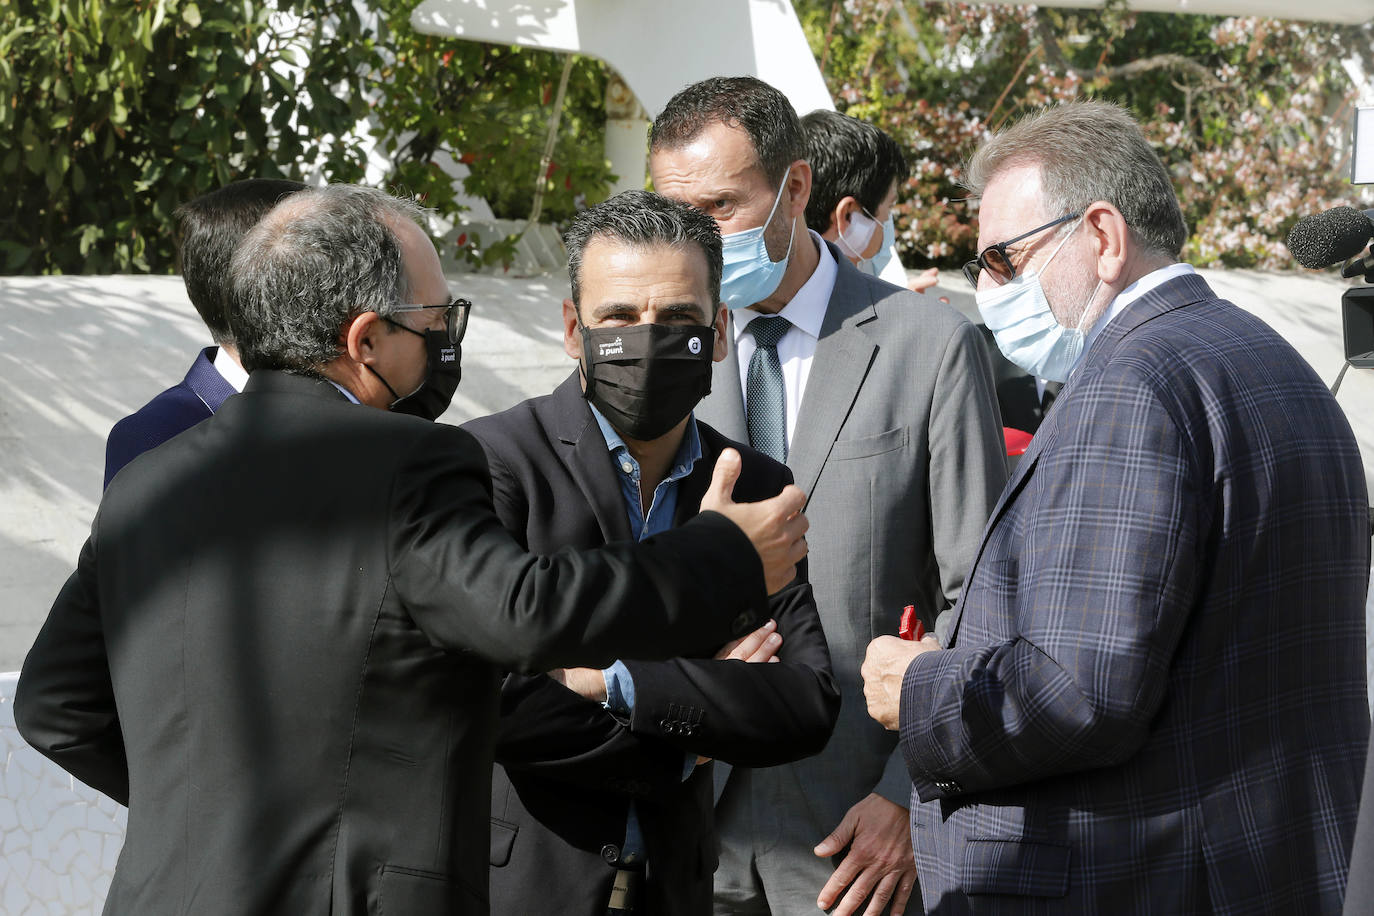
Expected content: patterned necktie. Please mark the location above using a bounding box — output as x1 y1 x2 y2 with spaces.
746 316 792 462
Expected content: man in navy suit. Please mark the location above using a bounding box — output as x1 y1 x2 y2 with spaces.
862 101 1370 913
103 178 306 487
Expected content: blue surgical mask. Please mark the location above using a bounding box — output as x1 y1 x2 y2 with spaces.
975 216 1099 383
719 173 795 309
836 208 878 266
868 213 897 276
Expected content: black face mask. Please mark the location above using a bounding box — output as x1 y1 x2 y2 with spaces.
580 323 715 441
371 325 462 421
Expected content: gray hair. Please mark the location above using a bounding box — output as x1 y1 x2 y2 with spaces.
564 189 723 312
964 101 1188 259
228 184 426 374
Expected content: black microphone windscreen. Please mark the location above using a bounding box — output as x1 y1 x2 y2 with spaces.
1286 206 1374 269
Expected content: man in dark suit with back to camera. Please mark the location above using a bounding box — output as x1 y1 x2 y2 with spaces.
463 190 841 916
862 101 1370 914
15 183 810 915
103 177 306 487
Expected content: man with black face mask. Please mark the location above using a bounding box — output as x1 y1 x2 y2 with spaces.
461 190 841 916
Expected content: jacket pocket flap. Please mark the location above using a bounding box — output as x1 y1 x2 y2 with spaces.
961 838 1070 898
490 817 518 867
830 426 907 460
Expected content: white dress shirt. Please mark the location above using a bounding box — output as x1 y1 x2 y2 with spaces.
732 231 839 448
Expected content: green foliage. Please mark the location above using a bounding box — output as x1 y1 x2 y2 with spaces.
365 1 614 268
797 0 1374 270
2 0 377 274
1 0 615 275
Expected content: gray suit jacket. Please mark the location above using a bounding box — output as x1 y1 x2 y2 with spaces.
698 245 1007 835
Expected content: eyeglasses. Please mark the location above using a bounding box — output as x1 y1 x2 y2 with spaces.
391 297 472 345
962 212 1081 289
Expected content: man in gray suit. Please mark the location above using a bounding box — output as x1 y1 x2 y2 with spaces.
650 77 1007 916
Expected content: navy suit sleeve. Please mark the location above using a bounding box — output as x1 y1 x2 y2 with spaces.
104 386 212 488
900 363 1202 800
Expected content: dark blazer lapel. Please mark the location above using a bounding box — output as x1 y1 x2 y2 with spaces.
543 371 635 543
787 249 879 501
707 309 749 443
672 421 719 529
944 425 1054 647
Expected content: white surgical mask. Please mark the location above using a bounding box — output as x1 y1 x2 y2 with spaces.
719 173 795 309
868 213 897 276
836 208 878 265
975 216 1100 383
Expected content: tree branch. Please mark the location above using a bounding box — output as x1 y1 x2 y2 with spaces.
1034 10 1068 72
1070 54 1226 91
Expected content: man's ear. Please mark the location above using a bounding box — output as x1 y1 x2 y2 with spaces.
711 304 730 363
562 299 583 361
344 311 387 365
822 195 860 242
1086 201 1130 286
785 159 813 222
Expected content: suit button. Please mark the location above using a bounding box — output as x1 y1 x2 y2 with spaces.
731 612 753 634
659 718 672 732
601 844 621 866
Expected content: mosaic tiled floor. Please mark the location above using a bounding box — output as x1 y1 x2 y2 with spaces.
0 673 126 914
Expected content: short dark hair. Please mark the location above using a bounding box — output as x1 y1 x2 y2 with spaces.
173 179 308 346
650 76 804 186
564 190 723 312
801 110 908 234
228 185 425 374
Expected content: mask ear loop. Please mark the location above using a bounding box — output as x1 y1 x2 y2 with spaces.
1074 279 1105 333
1033 213 1085 281
762 169 797 266
574 312 597 401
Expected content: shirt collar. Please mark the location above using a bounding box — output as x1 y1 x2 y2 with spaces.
1085 261 1197 351
732 230 835 342
212 346 250 392
327 380 361 404
589 402 703 481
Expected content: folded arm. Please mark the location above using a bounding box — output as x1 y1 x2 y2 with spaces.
621 572 840 767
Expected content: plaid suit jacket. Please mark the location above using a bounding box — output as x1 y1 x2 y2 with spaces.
899 273 1370 914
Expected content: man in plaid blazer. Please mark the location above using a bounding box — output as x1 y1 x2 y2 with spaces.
862 101 1370 914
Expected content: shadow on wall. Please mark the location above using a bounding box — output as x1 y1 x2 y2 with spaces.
0 272 577 669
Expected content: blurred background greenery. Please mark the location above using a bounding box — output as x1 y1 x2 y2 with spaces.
3 0 1372 274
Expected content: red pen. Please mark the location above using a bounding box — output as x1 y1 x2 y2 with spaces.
899 605 925 641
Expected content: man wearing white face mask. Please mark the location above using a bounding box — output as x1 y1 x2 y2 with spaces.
651 77 1007 916
799 110 939 295
860 101 1370 914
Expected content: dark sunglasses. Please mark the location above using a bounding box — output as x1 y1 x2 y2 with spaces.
390 298 472 345
962 212 1081 289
